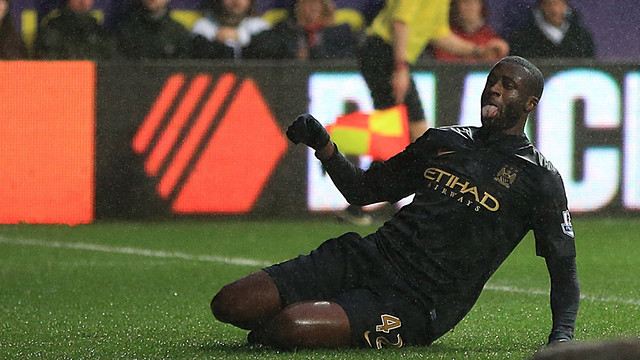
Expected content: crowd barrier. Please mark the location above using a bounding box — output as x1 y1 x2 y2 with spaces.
0 59 638 224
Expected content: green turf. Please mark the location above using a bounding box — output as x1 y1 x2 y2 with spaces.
1 217 638 359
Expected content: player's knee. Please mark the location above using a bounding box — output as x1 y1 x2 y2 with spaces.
268 310 309 349
210 270 282 329
266 304 351 349
210 284 243 324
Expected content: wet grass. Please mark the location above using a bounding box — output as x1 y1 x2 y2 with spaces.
0 217 638 359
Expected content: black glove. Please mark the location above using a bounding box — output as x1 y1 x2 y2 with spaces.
547 331 572 346
286 113 330 151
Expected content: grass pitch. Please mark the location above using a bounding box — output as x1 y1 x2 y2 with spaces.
1 217 638 359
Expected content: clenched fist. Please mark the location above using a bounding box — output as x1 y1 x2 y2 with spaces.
286 113 330 151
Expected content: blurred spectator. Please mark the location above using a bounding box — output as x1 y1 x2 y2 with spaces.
432 0 507 62
191 0 270 58
116 0 193 59
508 0 594 59
0 0 28 59
243 0 357 60
257 0 369 32
34 0 114 59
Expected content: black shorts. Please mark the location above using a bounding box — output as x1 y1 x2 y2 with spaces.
357 36 425 124
263 232 436 348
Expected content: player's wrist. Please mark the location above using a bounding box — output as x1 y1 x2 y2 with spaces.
308 128 330 151
315 141 336 160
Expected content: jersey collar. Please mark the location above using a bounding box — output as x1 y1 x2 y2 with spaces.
475 127 531 152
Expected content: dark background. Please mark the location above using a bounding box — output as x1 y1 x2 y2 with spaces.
95 60 638 219
10 0 640 61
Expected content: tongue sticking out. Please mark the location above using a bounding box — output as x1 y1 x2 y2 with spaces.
482 105 499 118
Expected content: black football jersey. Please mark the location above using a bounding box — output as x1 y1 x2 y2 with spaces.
322 126 576 333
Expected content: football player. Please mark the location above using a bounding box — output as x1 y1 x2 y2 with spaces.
210 56 579 350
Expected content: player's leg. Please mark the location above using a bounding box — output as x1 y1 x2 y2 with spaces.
242 232 372 347
252 285 437 350
339 288 435 349
211 232 364 330
250 300 352 349
357 36 395 112
403 77 428 141
211 270 281 330
213 232 389 348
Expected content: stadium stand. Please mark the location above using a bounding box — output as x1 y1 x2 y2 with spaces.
261 7 363 32
6 0 640 59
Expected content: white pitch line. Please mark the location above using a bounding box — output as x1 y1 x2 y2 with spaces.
0 236 272 267
2 235 639 306
484 285 640 306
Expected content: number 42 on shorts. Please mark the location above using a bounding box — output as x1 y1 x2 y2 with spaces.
364 314 404 349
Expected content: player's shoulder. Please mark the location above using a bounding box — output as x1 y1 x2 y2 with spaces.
416 126 484 152
428 125 477 135
515 144 553 170
425 125 478 142
514 143 565 188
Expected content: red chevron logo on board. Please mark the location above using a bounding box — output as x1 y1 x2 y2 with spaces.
133 73 288 214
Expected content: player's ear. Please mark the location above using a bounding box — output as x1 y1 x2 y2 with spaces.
525 95 539 112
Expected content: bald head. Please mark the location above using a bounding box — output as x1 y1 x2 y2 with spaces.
498 56 544 99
